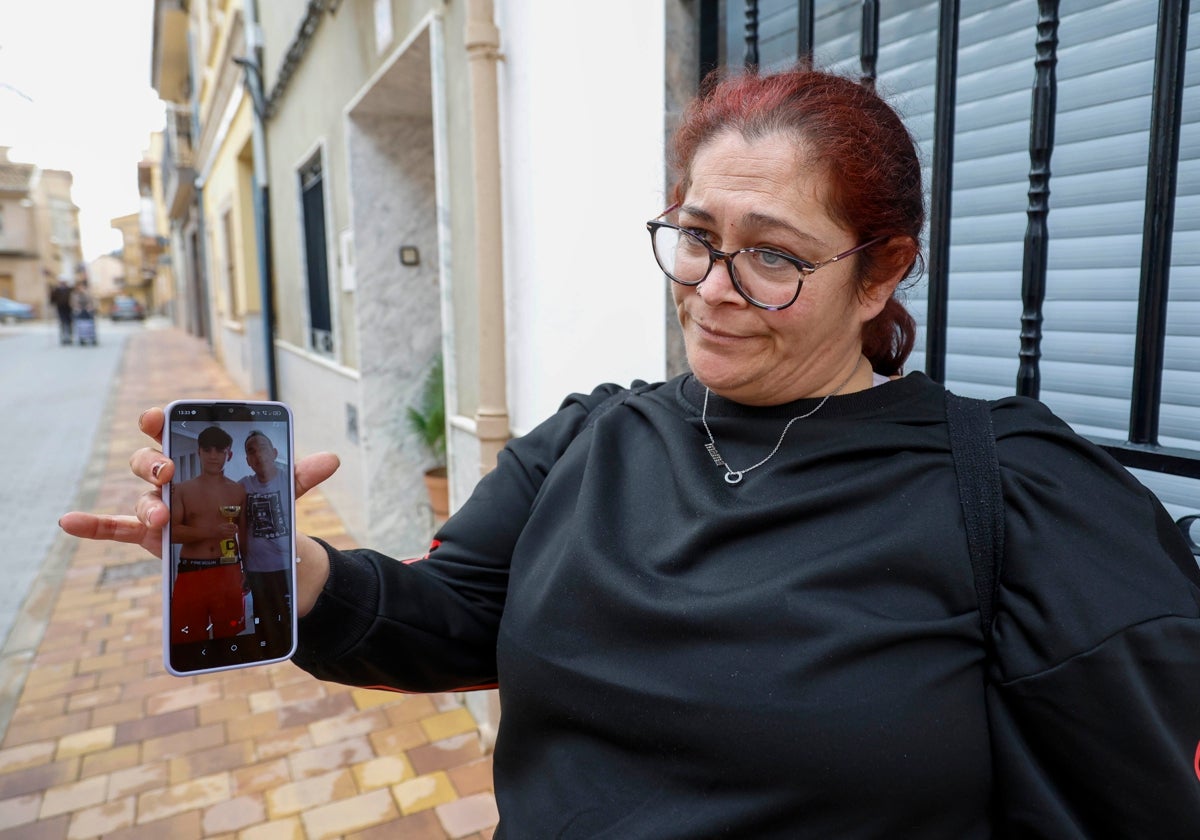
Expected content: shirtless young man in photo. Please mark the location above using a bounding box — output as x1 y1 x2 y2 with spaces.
169 425 248 644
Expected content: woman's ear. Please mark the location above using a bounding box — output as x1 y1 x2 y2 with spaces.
858 236 916 322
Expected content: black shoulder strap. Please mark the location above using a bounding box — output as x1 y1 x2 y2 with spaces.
945 392 1006 643
581 381 654 432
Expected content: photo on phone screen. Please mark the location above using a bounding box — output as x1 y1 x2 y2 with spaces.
162 400 296 676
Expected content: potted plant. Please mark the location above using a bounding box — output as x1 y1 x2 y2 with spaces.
407 353 449 522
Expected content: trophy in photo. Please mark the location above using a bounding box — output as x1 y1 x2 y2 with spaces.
218 505 241 563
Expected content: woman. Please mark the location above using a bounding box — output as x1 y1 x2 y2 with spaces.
62 68 1200 837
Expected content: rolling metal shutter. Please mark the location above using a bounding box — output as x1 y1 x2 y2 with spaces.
737 0 1199 520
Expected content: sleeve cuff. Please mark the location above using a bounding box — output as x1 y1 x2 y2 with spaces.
293 537 381 666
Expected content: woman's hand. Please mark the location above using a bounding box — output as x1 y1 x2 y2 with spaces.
58 407 341 617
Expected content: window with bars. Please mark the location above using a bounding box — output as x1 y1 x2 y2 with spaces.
299 153 334 356
697 0 1200 540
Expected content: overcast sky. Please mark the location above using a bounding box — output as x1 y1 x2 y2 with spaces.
0 0 166 261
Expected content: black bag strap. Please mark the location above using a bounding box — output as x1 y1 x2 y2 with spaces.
581 381 655 432
945 392 1006 643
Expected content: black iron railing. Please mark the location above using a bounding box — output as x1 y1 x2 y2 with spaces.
925 0 960 388
1016 0 1058 402
1129 0 1189 455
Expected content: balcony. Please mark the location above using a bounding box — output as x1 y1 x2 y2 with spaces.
151 0 190 103
161 104 195 221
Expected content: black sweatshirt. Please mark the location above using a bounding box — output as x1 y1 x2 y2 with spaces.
295 373 1200 838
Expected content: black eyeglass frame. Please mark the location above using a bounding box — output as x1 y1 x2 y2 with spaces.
646 212 886 312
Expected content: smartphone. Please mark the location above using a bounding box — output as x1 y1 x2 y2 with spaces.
161 400 297 676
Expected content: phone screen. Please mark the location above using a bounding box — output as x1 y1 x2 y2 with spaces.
162 400 297 676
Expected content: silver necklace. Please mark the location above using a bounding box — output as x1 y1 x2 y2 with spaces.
700 357 863 485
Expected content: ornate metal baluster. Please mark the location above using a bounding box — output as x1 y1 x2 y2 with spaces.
744 0 759 70
861 0 880 89
1130 0 1190 444
1016 0 1060 399
798 0 814 62
925 0 961 384
698 0 720 85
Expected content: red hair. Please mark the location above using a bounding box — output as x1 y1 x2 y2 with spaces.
669 67 923 375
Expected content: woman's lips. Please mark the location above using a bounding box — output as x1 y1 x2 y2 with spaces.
694 320 750 342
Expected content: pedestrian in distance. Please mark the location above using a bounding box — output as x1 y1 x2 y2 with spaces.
61 65 1200 838
48 277 73 344
71 277 97 346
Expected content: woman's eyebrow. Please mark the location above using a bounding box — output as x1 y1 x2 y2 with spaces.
679 204 828 249
678 204 716 224
743 211 827 248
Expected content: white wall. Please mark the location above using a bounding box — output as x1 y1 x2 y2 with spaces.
497 0 668 435
218 316 266 397
276 340 366 542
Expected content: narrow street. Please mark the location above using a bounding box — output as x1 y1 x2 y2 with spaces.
0 317 134 656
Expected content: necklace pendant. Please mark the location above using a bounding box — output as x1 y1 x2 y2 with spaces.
699 360 861 491
704 443 725 467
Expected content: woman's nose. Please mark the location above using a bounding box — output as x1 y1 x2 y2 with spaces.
696 257 743 306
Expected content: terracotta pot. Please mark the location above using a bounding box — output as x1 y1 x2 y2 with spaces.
423 466 449 523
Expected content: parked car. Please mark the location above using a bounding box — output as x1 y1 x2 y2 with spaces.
0 297 34 323
110 296 145 321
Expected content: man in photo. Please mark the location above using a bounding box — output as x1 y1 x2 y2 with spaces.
169 425 247 644
238 430 292 652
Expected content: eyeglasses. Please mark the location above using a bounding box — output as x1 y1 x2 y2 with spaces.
646 209 884 311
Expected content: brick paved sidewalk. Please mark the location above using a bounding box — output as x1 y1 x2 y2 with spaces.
0 327 498 839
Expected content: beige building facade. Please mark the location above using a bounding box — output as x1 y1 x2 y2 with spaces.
152 0 670 553
33 168 84 286
152 0 212 346
137 132 175 317
0 146 83 315
86 253 126 303
110 213 142 313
